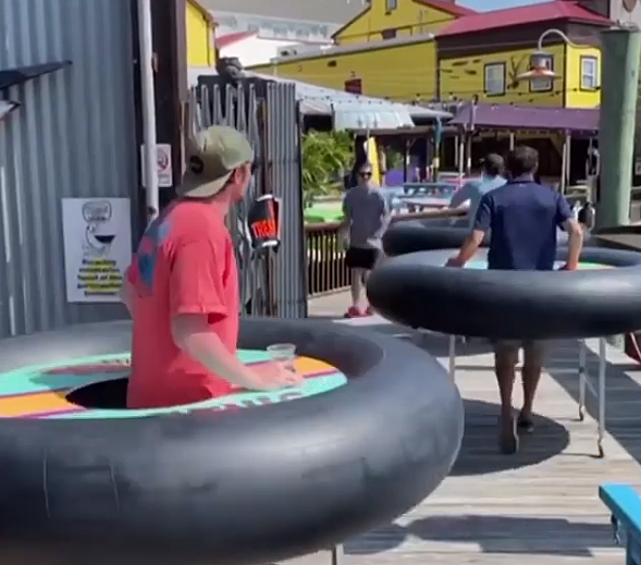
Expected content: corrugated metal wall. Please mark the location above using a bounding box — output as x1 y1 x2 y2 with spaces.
0 0 137 337
265 84 307 318
192 78 307 318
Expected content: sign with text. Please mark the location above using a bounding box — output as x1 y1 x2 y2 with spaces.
140 143 172 187
247 194 281 249
61 198 132 303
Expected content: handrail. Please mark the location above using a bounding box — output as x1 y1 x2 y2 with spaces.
304 207 466 233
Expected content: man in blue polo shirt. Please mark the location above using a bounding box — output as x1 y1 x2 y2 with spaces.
448 153 506 228
446 146 583 454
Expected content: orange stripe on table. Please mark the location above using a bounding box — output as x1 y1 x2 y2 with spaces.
0 391 74 417
293 356 338 375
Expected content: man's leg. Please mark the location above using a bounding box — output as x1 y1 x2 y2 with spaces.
350 267 366 311
344 248 365 316
519 340 545 432
493 340 519 454
360 249 382 314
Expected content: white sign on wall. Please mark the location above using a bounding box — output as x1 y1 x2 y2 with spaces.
141 143 172 187
62 198 132 303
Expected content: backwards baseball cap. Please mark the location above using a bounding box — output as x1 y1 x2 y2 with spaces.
480 153 504 172
178 125 254 198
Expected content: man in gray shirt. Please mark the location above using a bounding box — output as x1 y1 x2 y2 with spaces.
341 162 390 318
449 153 506 228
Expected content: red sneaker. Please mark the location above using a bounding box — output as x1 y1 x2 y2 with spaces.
344 306 364 318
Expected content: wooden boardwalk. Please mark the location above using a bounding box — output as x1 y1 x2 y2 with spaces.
286 292 641 565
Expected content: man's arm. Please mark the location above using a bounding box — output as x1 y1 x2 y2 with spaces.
169 239 265 389
372 191 392 240
556 194 583 269
448 181 476 209
338 193 352 240
447 193 492 266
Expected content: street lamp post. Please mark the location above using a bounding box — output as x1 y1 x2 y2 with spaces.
518 25 641 228
516 28 575 82
596 26 641 229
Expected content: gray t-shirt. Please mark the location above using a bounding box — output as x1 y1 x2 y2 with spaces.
342 185 389 249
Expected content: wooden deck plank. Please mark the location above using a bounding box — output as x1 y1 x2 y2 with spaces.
290 292 641 564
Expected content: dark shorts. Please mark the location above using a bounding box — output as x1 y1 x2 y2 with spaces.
345 247 379 270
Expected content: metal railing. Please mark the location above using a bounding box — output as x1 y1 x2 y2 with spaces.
305 208 466 297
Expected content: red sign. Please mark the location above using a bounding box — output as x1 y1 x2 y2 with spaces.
344 78 362 94
247 194 281 249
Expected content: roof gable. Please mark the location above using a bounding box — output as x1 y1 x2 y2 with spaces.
415 0 476 16
332 0 475 39
215 31 257 49
438 0 610 37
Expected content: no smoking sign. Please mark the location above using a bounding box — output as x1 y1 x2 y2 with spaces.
140 143 172 187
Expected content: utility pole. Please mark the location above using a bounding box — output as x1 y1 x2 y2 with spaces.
596 25 641 229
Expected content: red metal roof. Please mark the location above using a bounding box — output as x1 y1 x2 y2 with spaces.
215 31 256 49
438 0 610 37
416 0 476 16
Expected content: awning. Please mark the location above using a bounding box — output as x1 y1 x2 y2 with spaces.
0 61 72 91
449 102 599 132
252 72 451 126
188 67 452 128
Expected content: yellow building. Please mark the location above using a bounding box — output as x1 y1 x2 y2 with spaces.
251 35 439 101
333 0 474 45
249 0 472 101
186 0 216 67
434 2 607 108
250 0 610 110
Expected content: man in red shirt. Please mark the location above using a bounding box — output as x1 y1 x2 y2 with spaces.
122 125 301 408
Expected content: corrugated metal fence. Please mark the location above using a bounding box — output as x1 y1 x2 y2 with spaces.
192 78 307 318
0 0 137 337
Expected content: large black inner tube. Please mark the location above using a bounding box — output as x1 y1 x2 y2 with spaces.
0 318 463 565
368 247 641 340
382 220 590 257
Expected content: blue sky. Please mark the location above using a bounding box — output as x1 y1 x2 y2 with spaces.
460 0 546 10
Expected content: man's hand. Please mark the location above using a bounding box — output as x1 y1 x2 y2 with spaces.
249 362 303 390
446 256 466 267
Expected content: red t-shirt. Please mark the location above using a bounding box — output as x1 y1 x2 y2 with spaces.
126 200 239 408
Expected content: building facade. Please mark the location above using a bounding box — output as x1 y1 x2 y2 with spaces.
186 0 217 67
250 0 612 109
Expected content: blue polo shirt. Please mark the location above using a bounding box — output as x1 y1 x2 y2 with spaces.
473 175 573 270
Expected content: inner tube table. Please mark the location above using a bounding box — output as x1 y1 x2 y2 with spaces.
368 248 641 461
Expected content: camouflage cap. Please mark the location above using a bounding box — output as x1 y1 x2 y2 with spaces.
178 125 254 198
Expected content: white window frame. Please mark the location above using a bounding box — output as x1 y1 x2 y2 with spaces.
386 0 397 11
581 56 598 90
484 63 506 96
530 55 553 92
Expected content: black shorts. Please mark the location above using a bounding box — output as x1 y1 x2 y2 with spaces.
345 247 379 270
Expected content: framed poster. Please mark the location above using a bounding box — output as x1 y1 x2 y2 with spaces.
61 198 132 303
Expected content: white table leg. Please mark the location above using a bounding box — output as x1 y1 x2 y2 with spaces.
330 545 342 565
578 339 587 421
449 334 456 381
597 337 606 458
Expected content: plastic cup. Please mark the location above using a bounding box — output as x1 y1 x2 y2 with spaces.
267 343 297 371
